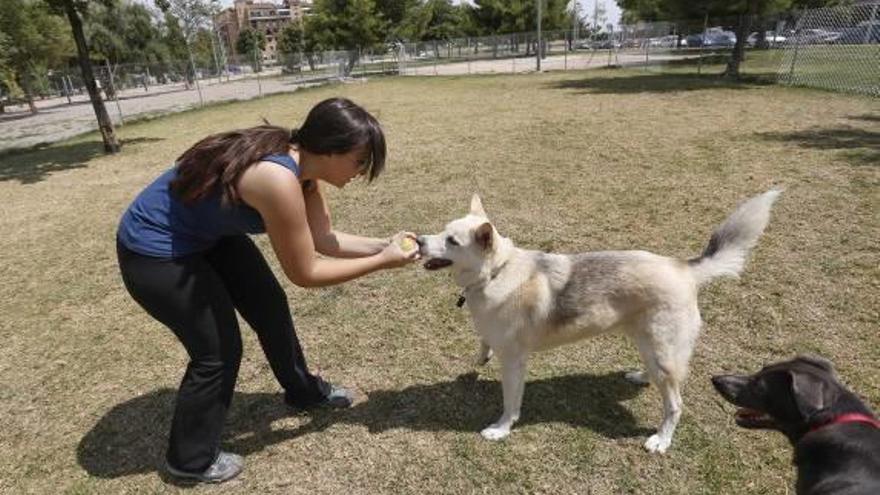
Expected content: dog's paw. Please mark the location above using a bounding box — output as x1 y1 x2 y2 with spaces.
480 425 511 441
624 370 650 386
643 434 671 454
474 349 493 367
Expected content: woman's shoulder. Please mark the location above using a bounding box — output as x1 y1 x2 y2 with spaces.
238 159 302 208
259 153 300 176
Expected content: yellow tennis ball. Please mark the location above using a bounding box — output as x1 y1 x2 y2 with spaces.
399 237 416 251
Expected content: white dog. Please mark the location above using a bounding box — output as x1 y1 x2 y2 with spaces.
417 190 781 453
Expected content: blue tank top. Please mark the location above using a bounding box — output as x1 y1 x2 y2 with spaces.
117 153 300 258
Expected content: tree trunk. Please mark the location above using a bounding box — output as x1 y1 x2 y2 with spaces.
21 78 38 114
723 0 758 79
64 0 119 153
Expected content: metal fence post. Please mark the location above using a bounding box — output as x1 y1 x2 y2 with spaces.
361 47 366 78
254 45 262 97
106 60 124 125
564 31 568 70
865 4 878 44
62 75 72 104
698 12 708 75
186 45 204 106
787 11 804 85
398 43 405 75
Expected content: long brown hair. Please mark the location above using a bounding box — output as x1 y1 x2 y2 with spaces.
170 97 386 204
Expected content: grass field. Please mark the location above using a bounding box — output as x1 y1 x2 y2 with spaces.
0 69 878 494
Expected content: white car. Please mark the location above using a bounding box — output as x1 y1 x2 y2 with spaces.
747 31 787 47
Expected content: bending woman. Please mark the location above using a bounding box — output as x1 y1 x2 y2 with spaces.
116 98 418 483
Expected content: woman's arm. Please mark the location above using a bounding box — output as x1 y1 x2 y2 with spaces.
238 162 416 288
302 181 389 258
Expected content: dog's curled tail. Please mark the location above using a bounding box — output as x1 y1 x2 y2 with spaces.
689 189 782 287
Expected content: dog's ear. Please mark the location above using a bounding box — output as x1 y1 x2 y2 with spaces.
795 355 838 380
788 370 830 418
475 222 494 251
470 194 487 218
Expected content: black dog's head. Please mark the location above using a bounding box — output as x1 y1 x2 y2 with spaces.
711 355 845 442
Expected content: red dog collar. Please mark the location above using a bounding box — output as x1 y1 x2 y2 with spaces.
809 413 880 433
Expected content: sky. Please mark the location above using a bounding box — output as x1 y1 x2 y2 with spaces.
210 0 623 27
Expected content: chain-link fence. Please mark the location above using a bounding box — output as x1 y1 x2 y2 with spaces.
2 5 877 151
391 14 800 78
778 2 879 96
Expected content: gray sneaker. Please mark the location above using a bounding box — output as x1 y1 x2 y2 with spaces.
322 382 354 408
285 377 354 410
165 451 243 483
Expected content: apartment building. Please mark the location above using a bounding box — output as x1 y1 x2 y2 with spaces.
215 0 312 62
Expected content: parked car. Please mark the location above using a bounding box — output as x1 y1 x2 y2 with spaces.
649 35 684 48
747 31 787 47
686 30 737 48
590 39 622 49
793 28 842 44
831 22 880 44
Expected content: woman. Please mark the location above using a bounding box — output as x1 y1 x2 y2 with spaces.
116 98 419 483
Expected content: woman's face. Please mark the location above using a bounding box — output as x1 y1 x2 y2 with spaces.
322 145 369 188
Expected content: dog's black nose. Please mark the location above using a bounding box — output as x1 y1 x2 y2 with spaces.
416 236 426 247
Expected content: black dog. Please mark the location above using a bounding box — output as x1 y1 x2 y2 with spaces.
712 355 880 495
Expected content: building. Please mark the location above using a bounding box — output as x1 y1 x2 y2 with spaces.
215 0 312 63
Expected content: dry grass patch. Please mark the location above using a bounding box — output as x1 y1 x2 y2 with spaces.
0 70 878 494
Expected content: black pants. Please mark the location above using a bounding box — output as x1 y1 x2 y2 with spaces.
117 236 325 472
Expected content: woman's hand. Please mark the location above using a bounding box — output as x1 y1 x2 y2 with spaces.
380 232 420 268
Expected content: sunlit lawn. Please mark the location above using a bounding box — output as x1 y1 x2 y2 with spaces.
0 69 877 494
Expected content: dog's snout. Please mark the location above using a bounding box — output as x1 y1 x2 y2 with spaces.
711 375 748 402
416 235 426 247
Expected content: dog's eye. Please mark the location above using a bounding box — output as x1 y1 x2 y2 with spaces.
446 236 459 246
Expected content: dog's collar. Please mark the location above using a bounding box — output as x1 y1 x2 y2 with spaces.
456 259 510 308
808 413 880 434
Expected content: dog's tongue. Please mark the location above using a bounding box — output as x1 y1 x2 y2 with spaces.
735 408 765 420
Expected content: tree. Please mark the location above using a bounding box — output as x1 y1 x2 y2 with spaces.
403 0 466 42
0 0 73 114
155 0 213 86
0 29 16 113
236 28 267 72
40 0 119 152
85 1 167 67
469 0 572 35
618 0 799 78
278 22 305 72
375 0 419 41
304 0 385 73
467 0 572 57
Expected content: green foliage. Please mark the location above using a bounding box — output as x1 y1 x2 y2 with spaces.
278 21 305 55
619 0 846 23
468 0 573 35
0 0 73 98
303 0 385 50
236 28 267 56
376 0 419 40
399 0 468 41
0 29 23 99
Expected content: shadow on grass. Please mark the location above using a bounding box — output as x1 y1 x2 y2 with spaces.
849 114 880 124
0 137 163 184
757 125 879 167
78 371 650 480
548 70 774 94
